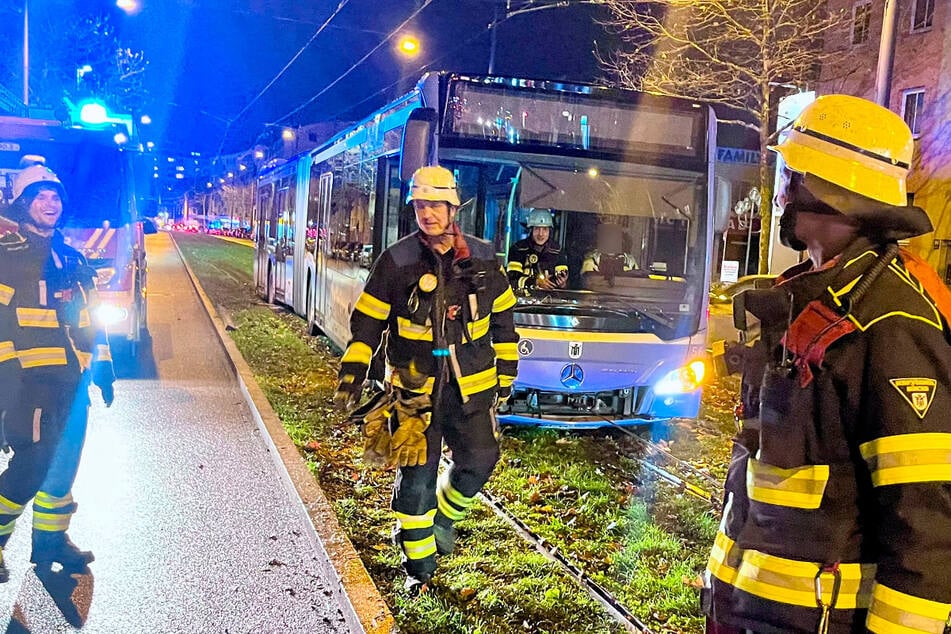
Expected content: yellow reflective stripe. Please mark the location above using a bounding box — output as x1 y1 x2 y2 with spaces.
95 343 112 362
76 350 93 369
0 341 15 363
389 368 435 394
78 308 91 328
84 228 104 250
396 317 433 341
32 512 71 531
498 374 516 388
34 491 73 509
746 459 830 509
708 532 875 610
0 520 15 536
16 307 59 328
867 582 951 634
402 536 437 560
466 315 490 341
707 530 740 586
555 264 568 273
341 342 373 365
492 286 517 313
0 283 13 305
98 228 116 251
493 341 518 361
438 473 475 509
457 367 497 397
354 291 390 321
18 347 68 368
507 261 524 273
860 433 951 487
436 490 467 521
0 494 25 515
395 509 436 531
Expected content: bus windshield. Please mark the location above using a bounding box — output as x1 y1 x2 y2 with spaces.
449 159 709 338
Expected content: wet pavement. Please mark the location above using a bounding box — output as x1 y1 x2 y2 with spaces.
0 233 351 633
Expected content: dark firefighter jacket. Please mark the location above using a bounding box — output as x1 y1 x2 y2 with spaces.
506 238 568 291
339 230 519 414
703 237 951 634
0 230 114 415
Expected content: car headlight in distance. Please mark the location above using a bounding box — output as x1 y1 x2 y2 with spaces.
94 303 129 327
654 360 708 395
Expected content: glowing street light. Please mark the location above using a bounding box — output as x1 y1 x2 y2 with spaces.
116 0 141 14
140 114 152 125
397 35 420 57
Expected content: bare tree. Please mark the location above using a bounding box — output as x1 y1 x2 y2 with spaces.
598 0 853 272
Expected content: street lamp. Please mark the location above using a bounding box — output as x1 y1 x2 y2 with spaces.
397 35 421 57
116 0 141 15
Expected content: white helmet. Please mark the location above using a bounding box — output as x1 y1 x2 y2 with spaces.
13 164 65 203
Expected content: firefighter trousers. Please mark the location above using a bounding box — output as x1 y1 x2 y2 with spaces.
0 382 88 548
391 381 500 579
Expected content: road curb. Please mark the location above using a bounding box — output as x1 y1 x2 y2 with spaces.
172 237 397 634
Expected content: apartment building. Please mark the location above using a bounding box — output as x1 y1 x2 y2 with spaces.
820 0 950 281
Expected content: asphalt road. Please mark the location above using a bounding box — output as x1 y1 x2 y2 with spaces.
0 232 351 633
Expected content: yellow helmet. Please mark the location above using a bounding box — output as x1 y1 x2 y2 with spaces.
770 95 913 206
13 164 64 202
407 165 460 206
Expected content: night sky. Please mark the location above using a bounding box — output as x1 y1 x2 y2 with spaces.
2 1 616 155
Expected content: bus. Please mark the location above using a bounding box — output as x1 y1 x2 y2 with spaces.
252 72 724 429
0 115 152 356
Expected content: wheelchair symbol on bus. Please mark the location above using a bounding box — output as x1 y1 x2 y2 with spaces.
518 339 534 356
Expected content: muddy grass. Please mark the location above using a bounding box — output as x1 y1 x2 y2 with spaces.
174 234 739 633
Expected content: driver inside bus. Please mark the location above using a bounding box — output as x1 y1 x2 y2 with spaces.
580 221 638 287
506 209 568 292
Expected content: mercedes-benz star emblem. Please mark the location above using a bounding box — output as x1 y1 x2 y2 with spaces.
560 363 584 389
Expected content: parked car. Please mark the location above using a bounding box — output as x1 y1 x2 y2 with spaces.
708 274 776 343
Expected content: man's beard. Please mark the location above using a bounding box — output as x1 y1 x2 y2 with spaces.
778 204 807 251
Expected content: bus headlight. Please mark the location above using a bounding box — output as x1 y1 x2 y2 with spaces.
654 360 707 395
94 303 128 327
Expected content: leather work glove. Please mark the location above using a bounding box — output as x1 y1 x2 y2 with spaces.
387 393 431 468
358 393 394 468
333 374 362 411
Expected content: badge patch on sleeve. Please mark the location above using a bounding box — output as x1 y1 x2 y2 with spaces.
889 378 937 419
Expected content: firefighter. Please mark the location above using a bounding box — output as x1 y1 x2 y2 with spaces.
506 209 568 291
0 164 115 582
702 95 951 633
333 165 519 593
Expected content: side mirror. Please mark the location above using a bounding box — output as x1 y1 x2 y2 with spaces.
713 176 732 234
400 107 437 182
142 217 158 234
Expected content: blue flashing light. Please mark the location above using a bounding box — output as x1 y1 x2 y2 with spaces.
79 101 109 125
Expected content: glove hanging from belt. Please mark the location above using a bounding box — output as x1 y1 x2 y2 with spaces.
388 391 432 469
352 388 431 469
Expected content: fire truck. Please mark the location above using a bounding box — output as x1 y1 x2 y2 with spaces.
0 114 152 356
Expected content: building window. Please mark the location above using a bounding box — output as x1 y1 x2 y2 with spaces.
911 0 935 31
852 2 872 44
902 89 925 137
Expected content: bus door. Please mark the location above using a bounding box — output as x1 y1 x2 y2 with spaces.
313 171 333 326
379 157 411 248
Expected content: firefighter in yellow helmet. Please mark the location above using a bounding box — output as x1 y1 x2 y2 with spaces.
703 95 951 633
0 163 115 582
333 165 519 594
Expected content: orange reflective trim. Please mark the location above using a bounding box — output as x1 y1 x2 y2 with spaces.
900 248 951 326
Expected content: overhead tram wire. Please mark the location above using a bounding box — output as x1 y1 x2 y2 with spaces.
308 13 513 125
272 0 437 126
213 0 352 162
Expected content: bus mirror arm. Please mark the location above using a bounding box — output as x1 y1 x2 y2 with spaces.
400 108 438 181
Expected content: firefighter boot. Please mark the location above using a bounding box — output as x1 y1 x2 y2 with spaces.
30 531 94 572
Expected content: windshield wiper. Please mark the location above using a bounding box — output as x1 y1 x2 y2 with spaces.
596 297 676 329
